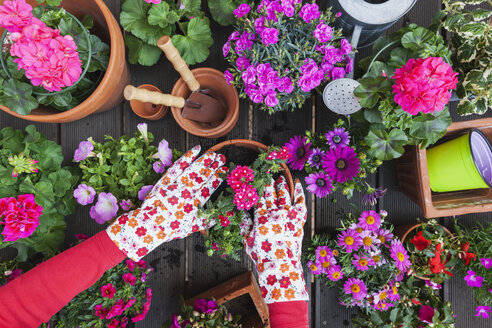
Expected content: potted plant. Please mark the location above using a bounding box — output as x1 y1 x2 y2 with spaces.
223 1 352 114
351 276 456 327
283 118 384 204
120 0 213 66
305 209 411 311
198 140 293 260
73 123 181 224
0 0 129 123
454 219 492 319
439 0 492 116
396 219 460 283
0 125 79 261
45 256 153 327
353 24 458 161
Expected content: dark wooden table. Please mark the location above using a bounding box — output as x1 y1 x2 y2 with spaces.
0 1 490 327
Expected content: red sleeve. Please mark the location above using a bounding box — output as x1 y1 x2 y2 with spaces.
268 301 309 328
0 230 126 328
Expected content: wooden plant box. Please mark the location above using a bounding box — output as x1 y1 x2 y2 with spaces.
185 272 270 328
397 118 492 218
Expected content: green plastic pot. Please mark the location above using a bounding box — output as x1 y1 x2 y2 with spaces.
427 129 492 192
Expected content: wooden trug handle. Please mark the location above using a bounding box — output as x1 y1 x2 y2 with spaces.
157 36 200 92
124 85 185 108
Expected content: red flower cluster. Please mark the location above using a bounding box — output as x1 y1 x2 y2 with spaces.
227 166 259 210
409 231 431 251
459 242 476 266
0 194 43 242
266 146 291 160
428 243 453 276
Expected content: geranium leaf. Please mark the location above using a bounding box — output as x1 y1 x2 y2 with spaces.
49 170 73 197
401 28 435 51
365 128 408 161
125 35 162 66
0 80 38 115
409 108 451 148
148 1 180 27
171 17 213 65
182 0 202 14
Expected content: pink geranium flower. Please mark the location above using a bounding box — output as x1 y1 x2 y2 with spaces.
0 0 33 33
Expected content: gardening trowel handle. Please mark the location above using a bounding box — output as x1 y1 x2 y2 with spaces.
157 36 200 92
124 85 185 108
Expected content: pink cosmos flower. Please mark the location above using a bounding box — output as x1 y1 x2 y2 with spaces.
337 229 362 253
390 240 411 272
343 278 367 300
101 283 116 298
352 253 371 271
358 210 381 231
307 260 322 275
73 184 96 205
327 265 344 281
299 3 320 23
89 192 118 224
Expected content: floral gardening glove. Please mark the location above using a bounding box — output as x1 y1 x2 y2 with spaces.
107 146 227 261
242 176 309 304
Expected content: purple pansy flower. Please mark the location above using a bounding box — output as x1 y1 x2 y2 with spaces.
138 185 153 201
305 172 333 198
73 184 96 205
325 127 350 149
90 192 118 224
74 141 94 162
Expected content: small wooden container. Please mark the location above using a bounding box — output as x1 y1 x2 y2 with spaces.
397 117 492 218
185 272 270 328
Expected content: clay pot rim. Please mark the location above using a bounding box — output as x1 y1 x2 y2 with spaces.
171 67 239 139
206 139 295 200
396 223 454 281
129 84 168 120
0 0 122 122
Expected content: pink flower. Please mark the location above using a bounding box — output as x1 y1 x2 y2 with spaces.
74 233 89 241
106 299 125 319
222 41 230 57
94 304 108 319
480 257 492 269
233 3 251 18
138 185 153 201
254 16 266 34
261 27 279 45
233 184 259 210
419 305 435 324
227 166 255 190
74 141 94 162
5 268 22 283
73 184 96 205
123 273 137 286
144 0 162 3
101 283 116 298
120 199 133 211
0 0 33 33
107 319 119 328
464 270 483 288
313 23 333 43
299 3 320 23
340 39 352 55
476 306 491 319
343 278 367 300
224 70 233 85
0 194 42 242
125 259 135 271
236 56 250 71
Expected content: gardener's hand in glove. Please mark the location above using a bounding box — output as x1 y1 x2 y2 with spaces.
242 176 309 304
107 145 227 261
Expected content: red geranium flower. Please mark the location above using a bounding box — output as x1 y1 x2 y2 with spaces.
410 231 431 251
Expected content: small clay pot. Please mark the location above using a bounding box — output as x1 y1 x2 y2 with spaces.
171 68 239 138
129 84 168 120
395 223 454 281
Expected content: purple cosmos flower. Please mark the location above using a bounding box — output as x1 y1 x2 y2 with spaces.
261 27 279 45
285 135 312 170
307 260 322 275
330 67 346 80
325 127 350 149
340 38 352 55
299 3 320 23
120 199 133 211
313 22 332 43
305 172 333 198
224 70 233 85
337 229 362 253
425 280 442 290
390 240 411 272
387 283 400 302
73 184 96 205
153 161 166 174
74 141 94 162
315 246 333 260
157 140 173 167
308 148 324 169
375 228 393 245
464 270 484 288
90 192 118 224
358 210 381 231
194 299 218 314
233 3 251 18
352 254 371 271
359 230 381 252
362 187 387 206
344 278 367 300
419 305 435 324
481 257 492 269
327 265 344 281
320 256 337 273
476 306 491 318
222 41 230 57
138 185 153 201
322 146 360 183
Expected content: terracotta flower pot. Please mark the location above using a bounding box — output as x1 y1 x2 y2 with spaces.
171 68 239 138
128 84 168 120
0 0 129 123
395 223 454 281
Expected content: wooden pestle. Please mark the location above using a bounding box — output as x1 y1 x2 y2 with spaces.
124 85 185 108
157 36 200 92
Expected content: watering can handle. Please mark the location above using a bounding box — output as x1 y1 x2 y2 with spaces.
157 36 200 92
346 25 362 80
124 85 185 108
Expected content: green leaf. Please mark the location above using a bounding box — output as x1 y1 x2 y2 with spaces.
171 17 213 65
30 140 64 171
49 170 73 197
81 15 94 29
401 27 435 51
87 35 110 72
459 22 486 37
208 0 244 26
365 129 408 161
363 108 383 123
0 80 38 115
409 109 451 148
124 35 162 66
390 308 399 322
473 96 488 115
148 2 180 28
182 0 201 14
355 77 393 109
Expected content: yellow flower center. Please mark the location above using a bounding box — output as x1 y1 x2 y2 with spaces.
356 227 363 233
333 272 340 279
397 252 405 262
333 250 339 256
322 261 331 268
373 256 381 263
345 236 354 246
358 259 368 266
392 286 398 295
351 284 361 293
363 237 372 246
310 264 318 271
379 291 387 300
366 216 375 224
319 250 327 257
378 235 385 243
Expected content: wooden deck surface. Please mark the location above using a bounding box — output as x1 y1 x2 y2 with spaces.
0 0 490 327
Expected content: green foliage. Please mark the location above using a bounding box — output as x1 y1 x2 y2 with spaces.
351 276 456 328
162 297 241 328
207 0 252 26
354 24 453 161
453 219 492 308
120 0 213 66
0 7 109 115
441 0 492 115
0 126 79 261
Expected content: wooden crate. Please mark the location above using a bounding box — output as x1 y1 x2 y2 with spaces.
397 118 492 218
185 272 270 328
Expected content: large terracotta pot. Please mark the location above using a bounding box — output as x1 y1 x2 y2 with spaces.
171 68 239 138
395 223 454 281
0 0 129 123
